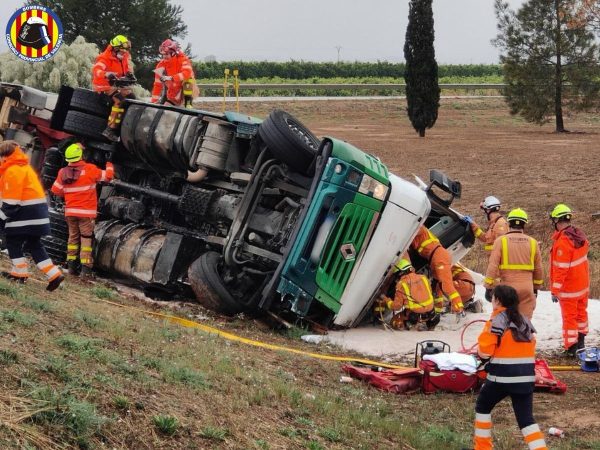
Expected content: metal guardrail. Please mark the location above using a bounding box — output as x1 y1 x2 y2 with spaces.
197 83 506 91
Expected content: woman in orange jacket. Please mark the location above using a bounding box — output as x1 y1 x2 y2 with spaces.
0 141 64 291
150 39 197 108
470 285 547 450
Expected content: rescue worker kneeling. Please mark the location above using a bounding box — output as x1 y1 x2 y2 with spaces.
376 259 440 331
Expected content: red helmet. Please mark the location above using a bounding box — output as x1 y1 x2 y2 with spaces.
159 39 180 56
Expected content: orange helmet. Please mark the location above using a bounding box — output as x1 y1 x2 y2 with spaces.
159 39 180 56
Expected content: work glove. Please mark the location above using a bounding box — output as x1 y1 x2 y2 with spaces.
534 289 538 298
462 215 473 225
485 288 493 302
476 356 490 371
106 72 117 85
551 295 559 303
160 75 173 82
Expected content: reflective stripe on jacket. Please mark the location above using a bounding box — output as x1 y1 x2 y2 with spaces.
0 147 50 236
478 307 536 392
410 225 441 260
150 54 197 104
484 231 543 289
92 45 132 92
51 161 114 218
550 226 589 298
390 272 434 313
471 212 509 251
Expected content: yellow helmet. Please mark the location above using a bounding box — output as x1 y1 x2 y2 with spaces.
550 203 572 221
110 35 130 50
393 258 413 274
64 143 83 162
507 207 528 226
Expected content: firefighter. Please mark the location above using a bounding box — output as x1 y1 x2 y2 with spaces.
472 284 548 450
376 259 440 331
452 263 482 313
51 143 114 278
549 203 590 355
150 39 197 108
463 195 509 252
92 35 135 142
0 141 64 291
483 208 543 320
409 225 464 315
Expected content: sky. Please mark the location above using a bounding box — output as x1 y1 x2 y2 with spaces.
1 0 526 63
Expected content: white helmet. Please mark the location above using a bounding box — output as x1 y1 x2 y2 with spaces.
481 195 501 211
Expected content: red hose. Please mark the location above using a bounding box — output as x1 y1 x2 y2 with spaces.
460 319 487 353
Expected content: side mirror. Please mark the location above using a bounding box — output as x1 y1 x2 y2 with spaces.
427 169 461 206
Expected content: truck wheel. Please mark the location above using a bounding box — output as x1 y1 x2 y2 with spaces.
41 207 68 264
69 88 111 118
188 252 244 315
258 109 320 175
63 111 108 141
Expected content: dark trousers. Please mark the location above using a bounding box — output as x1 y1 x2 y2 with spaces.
475 381 535 429
6 235 50 264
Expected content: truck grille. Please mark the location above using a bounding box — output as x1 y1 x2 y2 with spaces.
316 203 375 300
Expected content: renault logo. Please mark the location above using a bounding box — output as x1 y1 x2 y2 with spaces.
340 243 356 261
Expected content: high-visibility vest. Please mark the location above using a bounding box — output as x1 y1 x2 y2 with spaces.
92 45 132 92
392 272 434 314
550 227 589 299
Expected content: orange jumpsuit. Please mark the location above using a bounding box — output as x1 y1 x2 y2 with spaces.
484 231 543 320
410 226 463 313
150 53 197 106
452 263 476 305
550 226 590 349
91 45 133 130
471 212 508 251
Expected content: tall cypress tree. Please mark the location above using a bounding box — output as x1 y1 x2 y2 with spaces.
404 0 440 137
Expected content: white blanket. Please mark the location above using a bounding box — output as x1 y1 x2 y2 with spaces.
422 352 478 373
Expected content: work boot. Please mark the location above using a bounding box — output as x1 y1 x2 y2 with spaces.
67 260 80 276
46 274 64 292
565 343 578 357
80 266 95 280
464 299 483 313
577 333 586 350
0 271 27 284
102 126 120 142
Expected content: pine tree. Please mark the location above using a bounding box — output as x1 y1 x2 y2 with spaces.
493 0 600 132
404 0 440 138
25 0 187 63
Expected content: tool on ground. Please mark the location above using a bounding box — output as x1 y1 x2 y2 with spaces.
576 347 600 372
414 340 450 367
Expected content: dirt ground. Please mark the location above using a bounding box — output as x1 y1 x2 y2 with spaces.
198 97 600 295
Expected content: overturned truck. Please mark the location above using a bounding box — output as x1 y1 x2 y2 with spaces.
0 83 473 328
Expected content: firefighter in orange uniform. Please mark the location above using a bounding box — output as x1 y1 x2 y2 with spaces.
452 263 482 313
92 35 135 142
376 259 440 330
472 285 547 450
150 39 197 108
409 225 464 315
0 141 64 291
464 196 509 252
549 204 590 355
51 143 114 278
484 208 543 320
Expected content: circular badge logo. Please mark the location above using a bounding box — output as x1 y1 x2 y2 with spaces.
5 5 64 62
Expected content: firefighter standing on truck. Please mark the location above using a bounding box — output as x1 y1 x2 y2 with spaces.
150 39 197 108
483 208 543 320
471 284 548 450
549 203 590 356
463 195 508 252
51 143 114 278
409 225 464 316
92 35 135 142
0 141 64 291
376 259 440 331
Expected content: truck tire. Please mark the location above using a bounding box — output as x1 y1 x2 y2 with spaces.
188 252 244 316
41 207 68 264
69 88 111 118
258 109 320 175
63 110 108 141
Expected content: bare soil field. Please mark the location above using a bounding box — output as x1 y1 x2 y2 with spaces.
202 97 600 295
1 98 599 450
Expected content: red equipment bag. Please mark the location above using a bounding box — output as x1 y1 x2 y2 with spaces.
419 359 482 394
534 359 567 394
341 364 422 394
